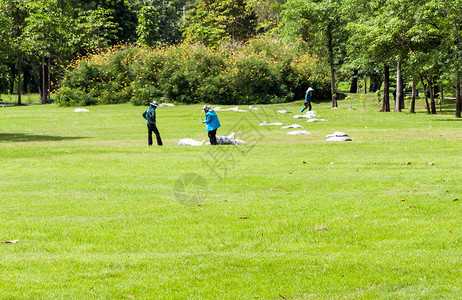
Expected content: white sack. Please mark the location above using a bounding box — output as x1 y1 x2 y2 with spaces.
293 114 311 119
281 124 303 129
178 139 205 146
287 130 311 135
259 121 284 126
326 131 349 137
306 119 327 122
326 136 352 142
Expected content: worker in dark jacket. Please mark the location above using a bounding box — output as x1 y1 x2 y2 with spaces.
142 101 163 146
202 105 221 145
300 87 314 113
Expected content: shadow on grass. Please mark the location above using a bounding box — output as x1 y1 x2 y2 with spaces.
433 118 462 122
0 133 84 142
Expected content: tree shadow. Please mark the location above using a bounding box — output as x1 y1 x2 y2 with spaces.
433 118 462 122
0 133 84 143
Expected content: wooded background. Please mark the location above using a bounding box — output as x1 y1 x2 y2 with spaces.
0 0 460 115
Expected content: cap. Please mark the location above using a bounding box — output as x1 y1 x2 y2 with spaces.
202 105 212 112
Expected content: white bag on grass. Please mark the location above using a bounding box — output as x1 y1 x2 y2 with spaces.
326 136 352 142
260 121 284 126
205 133 246 145
306 119 327 122
326 131 349 137
293 114 311 119
216 133 236 145
287 130 310 135
178 139 205 146
281 124 303 129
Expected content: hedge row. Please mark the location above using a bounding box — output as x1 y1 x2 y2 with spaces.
56 37 331 106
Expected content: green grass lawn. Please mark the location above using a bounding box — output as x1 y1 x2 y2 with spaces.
0 93 42 105
1 96 462 299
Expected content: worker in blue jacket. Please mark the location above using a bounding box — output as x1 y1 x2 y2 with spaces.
202 105 221 145
142 101 163 146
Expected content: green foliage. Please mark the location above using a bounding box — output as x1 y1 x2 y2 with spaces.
181 0 255 47
76 7 119 52
136 6 161 47
57 45 138 106
57 37 331 106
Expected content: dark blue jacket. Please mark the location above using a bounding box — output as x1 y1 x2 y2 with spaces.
142 107 156 125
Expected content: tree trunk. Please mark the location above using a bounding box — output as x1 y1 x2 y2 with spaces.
410 76 416 113
17 53 22 105
382 65 390 112
47 57 51 103
40 56 49 104
456 24 461 118
420 75 430 114
9 63 15 95
363 76 367 94
327 27 337 107
394 61 402 112
369 72 382 92
350 70 358 93
456 74 461 118
440 86 444 112
427 75 436 114
399 72 405 110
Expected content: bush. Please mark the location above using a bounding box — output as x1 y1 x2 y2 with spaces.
57 37 331 106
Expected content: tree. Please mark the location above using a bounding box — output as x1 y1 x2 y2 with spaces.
182 0 255 47
347 0 424 112
136 6 161 46
131 0 196 45
416 0 462 117
247 0 286 34
76 7 119 53
281 0 349 107
21 0 76 104
0 0 30 104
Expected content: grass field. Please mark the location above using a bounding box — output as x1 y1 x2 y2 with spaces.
1 95 462 299
0 93 43 105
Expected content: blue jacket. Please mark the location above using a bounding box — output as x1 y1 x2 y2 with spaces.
142 107 156 125
204 110 221 131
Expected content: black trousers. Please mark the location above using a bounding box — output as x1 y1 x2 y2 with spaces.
147 123 163 146
208 129 217 145
302 101 311 112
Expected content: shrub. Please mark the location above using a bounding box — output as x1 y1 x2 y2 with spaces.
57 37 331 106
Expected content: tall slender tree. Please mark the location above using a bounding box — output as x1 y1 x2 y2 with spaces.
281 0 349 107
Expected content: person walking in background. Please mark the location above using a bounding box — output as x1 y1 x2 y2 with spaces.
142 101 163 146
202 105 221 145
301 87 314 113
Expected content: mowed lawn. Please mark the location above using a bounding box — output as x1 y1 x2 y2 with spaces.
1 98 462 299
